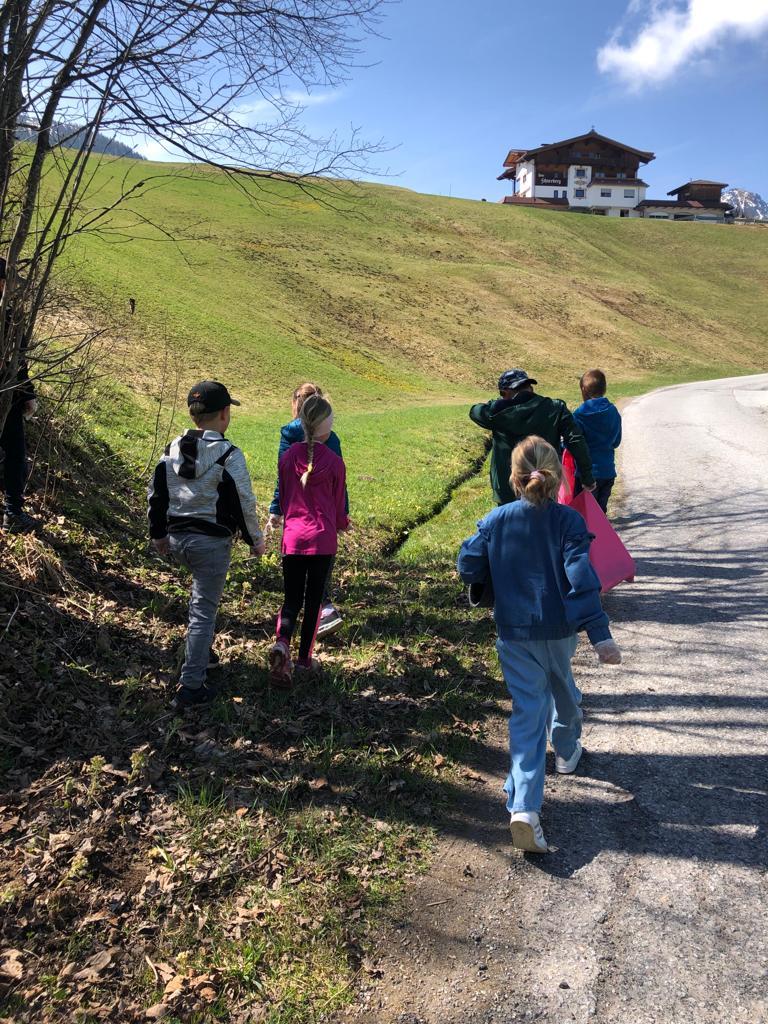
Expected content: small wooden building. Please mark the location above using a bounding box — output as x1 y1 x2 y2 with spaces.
636 180 732 222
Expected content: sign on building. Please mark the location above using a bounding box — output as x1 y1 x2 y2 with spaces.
536 171 567 186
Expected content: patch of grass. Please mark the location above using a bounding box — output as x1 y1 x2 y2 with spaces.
398 465 492 564
173 806 429 1021
231 401 487 538
175 781 227 829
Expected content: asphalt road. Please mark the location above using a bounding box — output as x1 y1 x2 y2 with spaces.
345 373 768 1024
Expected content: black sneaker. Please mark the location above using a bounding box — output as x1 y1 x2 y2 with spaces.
316 604 343 638
170 682 218 711
2 511 39 534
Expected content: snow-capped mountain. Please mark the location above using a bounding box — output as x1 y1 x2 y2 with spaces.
722 189 768 221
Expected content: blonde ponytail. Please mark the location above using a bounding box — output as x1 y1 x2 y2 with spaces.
510 436 562 506
299 395 333 488
292 381 325 418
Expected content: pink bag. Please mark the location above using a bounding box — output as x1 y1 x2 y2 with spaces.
569 490 636 593
558 450 577 506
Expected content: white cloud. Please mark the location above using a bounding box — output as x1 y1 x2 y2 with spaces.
598 0 768 87
120 90 342 162
282 89 341 107
135 137 191 162
234 90 341 120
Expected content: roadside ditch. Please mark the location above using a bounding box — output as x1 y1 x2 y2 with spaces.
383 438 491 558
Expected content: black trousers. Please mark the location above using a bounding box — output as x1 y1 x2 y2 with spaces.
0 405 28 515
574 476 615 514
322 554 335 605
278 554 334 662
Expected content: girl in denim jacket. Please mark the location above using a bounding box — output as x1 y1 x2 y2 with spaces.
458 436 621 852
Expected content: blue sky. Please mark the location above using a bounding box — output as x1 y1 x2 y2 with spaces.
285 0 768 201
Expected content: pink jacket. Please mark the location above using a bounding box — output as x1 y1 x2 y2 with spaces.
279 442 349 555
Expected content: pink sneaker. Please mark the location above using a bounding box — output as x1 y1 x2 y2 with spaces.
268 641 292 688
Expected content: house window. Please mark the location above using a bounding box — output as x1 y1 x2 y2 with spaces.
574 188 585 198
595 170 605 178
624 189 635 198
617 172 627 179
575 168 586 178
600 188 612 198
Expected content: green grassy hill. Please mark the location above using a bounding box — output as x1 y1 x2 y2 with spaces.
69 159 767 410
61 156 768 538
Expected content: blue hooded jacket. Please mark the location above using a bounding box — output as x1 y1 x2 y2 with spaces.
573 397 622 480
269 418 349 516
457 500 611 645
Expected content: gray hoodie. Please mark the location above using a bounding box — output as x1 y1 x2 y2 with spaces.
148 429 263 546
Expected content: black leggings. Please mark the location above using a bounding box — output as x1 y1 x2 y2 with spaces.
277 555 334 662
322 555 335 604
0 405 28 515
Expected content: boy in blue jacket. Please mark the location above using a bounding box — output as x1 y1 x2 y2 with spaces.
573 369 622 513
458 436 621 853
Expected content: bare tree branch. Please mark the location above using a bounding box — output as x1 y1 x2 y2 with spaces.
0 0 388 435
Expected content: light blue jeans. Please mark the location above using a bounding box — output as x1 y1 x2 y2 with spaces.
169 533 232 689
496 635 582 814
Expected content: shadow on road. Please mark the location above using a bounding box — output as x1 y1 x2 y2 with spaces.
610 500 768 628
525 493 768 878
534 744 768 878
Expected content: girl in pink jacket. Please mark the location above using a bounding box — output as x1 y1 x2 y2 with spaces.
269 395 349 684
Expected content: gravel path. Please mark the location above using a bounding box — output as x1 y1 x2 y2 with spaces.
340 374 768 1024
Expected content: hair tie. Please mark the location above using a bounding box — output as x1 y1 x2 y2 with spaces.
529 470 545 482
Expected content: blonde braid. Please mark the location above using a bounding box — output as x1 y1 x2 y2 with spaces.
301 432 316 488
299 394 332 488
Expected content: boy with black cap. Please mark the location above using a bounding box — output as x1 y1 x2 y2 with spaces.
470 369 595 505
148 381 265 709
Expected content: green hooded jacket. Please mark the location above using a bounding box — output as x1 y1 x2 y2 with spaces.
469 391 595 504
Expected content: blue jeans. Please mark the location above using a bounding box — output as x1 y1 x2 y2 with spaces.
497 635 582 813
169 533 232 689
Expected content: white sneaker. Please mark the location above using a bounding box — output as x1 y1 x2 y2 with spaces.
555 740 583 775
509 811 548 853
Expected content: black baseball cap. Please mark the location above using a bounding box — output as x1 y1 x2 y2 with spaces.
186 380 241 413
498 368 537 392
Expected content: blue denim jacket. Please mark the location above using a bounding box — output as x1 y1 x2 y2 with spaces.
457 499 611 644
